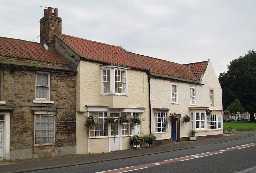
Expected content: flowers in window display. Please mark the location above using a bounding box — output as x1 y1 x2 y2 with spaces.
130 116 141 126
119 113 130 124
107 116 119 124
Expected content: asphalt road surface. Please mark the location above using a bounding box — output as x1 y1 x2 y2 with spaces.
28 135 256 173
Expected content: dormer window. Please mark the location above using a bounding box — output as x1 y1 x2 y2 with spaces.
102 67 127 95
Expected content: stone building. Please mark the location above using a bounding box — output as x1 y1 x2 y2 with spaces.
0 8 76 160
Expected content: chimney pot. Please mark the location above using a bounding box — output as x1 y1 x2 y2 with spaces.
40 7 62 49
54 8 58 16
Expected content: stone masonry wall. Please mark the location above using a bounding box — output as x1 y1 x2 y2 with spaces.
1 66 76 159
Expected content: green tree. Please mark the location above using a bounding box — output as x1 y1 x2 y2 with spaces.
226 99 245 114
219 50 256 120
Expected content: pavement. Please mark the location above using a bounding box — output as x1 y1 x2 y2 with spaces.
0 132 256 173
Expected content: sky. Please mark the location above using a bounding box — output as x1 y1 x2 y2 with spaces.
0 0 255 74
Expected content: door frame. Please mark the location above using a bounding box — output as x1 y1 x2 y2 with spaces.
108 112 122 152
171 118 180 142
0 112 10 160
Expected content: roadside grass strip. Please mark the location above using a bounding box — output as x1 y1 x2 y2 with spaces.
96 143 256 173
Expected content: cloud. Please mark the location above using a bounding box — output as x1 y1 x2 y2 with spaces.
0 0 255 74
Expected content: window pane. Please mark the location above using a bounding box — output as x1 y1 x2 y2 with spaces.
89 112 108 137
36 73 49 99
103 69 110 93
196 113 200 120
34 115 55 145
196 121 200 128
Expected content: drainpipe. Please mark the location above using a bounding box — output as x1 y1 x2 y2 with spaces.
147 71 152 134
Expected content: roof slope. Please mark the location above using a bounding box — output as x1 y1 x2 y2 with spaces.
184 61 208 81
0 37 69 66
60 34 200 82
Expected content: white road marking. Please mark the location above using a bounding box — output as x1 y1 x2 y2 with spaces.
96 143 256 173
234 165 256 173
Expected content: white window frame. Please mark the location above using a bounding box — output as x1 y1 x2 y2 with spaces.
101 66 127 96
35 72 50 101
190 87 196 105
89 112 108 138
210 89 214 106
102 68 111 94
208 114 222 129
192 112 206 130
121 122 131 136
171 84 178 104
34 113 55 145
154 111 168 133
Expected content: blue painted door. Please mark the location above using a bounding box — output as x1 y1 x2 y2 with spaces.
171 120 177 141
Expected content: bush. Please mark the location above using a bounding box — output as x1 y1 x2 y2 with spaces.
142 134 156 147
129 135 142 149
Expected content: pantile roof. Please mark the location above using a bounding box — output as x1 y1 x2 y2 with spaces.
0 37 69 66
60 34 207 82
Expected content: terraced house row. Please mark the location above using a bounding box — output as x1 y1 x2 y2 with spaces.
0 7 223 160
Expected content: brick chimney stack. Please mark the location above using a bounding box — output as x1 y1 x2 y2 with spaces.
40 7 62 49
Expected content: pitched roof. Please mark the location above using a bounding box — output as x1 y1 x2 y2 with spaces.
60 34 202 82
184 61 209 81
0 37 70 68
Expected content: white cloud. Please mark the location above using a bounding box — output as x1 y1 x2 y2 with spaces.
0 0 255 74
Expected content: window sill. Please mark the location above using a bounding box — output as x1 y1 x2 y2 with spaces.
89 136 108 139
154 131 167 134
34 143 55 147
33 99 54 104
190 103 197 106
0 101 6 105
171 102 179 105
102 93 128 96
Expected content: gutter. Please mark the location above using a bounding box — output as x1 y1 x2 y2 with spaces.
147 70 152 134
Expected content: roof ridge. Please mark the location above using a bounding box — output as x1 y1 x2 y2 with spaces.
61 34 124 50
183 60 209 65
0 36 40 45
61 34 204 68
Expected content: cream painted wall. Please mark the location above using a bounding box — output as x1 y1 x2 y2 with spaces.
150 61 223 139
200 61 223 111
76 61 150 154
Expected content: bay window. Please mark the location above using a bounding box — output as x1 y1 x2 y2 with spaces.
89 112 108 137
102 67 127 95
122 123 131 136
155 112 168 133
208 114 222 129
191 112 206 130
102 69 110 93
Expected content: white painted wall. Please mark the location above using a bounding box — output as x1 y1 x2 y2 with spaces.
150 61 223 139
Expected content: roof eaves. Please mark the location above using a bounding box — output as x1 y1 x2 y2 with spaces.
150 73 202 85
